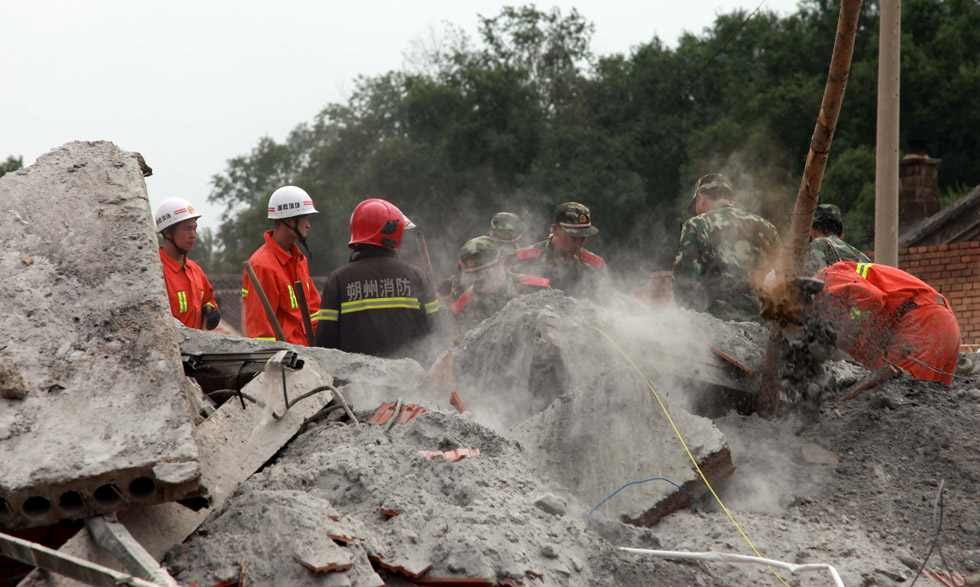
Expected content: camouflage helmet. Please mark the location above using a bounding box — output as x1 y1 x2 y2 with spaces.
813 204 842 226
813 203 844 236
458 236 502 286
489 212 523 243
553 202 599 237
688 173 734 215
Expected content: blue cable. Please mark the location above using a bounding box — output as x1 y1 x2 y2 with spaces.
586 477 701 518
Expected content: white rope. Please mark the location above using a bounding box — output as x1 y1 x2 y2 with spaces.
619 547 846 587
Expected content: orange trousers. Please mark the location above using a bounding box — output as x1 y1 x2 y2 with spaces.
884 304 961 385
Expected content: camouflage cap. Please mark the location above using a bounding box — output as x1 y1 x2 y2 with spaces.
489 212 523 243
458 236 502 287
554 202 599 237
688 173 734 215
813 204 842 226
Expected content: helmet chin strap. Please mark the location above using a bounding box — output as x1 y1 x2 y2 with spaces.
285 218 313 261
164 229 189 259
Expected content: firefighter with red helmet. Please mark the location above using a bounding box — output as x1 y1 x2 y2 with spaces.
314 199 444 359
242 186 321 345
155 197 220 330
815 261 961 385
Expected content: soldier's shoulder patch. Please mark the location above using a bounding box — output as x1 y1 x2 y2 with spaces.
519 275 550 288
515 247 543 261
450 288 475 315
578 249 605 269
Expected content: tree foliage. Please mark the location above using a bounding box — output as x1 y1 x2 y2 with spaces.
0 155 23 179
206 0 980 278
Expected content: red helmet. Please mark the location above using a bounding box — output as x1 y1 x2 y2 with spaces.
348 198 415 250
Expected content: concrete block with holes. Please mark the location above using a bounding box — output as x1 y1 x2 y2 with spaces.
0 141 203 530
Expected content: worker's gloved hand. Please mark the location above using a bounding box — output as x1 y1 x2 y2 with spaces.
202 305 221 330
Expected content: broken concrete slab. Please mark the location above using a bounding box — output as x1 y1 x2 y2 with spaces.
176 327 430 409
453 291 735 525
20 358 334 587
0 141 201 530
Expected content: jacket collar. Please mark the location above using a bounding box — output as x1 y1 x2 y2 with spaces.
351 246 397 262
159 247 186 272
264 230 304 263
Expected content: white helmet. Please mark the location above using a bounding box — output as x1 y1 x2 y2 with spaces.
268 186 319 220
155 197 202 232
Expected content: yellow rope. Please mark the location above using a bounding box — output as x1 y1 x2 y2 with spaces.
594 326 790 587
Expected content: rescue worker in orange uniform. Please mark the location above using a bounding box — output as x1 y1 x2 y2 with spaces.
815 261 961 385
315 199 443 359
242 186 321 345
155 197 220 330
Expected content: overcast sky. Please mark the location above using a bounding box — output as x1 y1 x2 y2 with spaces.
1 0 802 231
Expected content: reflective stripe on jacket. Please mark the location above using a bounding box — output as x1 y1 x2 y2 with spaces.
314 247 441 358
159 247 217 330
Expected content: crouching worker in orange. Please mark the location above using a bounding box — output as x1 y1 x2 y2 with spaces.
242 186 321 345
814 261 961 385
155 198 220 330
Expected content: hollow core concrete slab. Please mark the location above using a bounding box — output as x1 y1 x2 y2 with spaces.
0 141 201 530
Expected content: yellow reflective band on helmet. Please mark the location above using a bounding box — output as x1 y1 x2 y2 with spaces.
314 309 339 322
287 285 298 309
424 300 440 314
241 288 249 298
177 291 187 314
340 297 420 314
205 301 217 308
855 263 874 279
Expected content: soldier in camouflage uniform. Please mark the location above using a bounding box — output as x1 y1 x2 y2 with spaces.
449 236 549 341
488 212 524 260
803 204 870 276
513 202 606 299
672 173 780 321
437 212 525 305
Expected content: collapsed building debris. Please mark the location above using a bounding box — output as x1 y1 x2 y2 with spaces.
0 142 203 531
10 141 980 587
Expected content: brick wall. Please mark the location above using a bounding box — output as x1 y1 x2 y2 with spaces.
637 241 980 349
899 241 980 349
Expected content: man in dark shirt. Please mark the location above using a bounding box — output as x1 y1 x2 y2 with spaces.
314 198 444 359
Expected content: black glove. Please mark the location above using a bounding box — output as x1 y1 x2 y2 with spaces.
202 305 221 330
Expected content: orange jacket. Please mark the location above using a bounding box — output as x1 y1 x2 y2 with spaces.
242 231 321 345
159 248 217 330
816 261 960 384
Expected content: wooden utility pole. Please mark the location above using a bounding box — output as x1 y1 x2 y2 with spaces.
758 0 864 417
874 0 901 266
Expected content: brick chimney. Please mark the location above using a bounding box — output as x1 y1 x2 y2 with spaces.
899 139 941 229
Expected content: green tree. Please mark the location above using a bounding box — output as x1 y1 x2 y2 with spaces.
208 1 980 278
0 155 23 179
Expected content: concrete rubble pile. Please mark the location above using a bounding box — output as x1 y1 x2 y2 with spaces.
451 291 737 525
13 140 937 587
